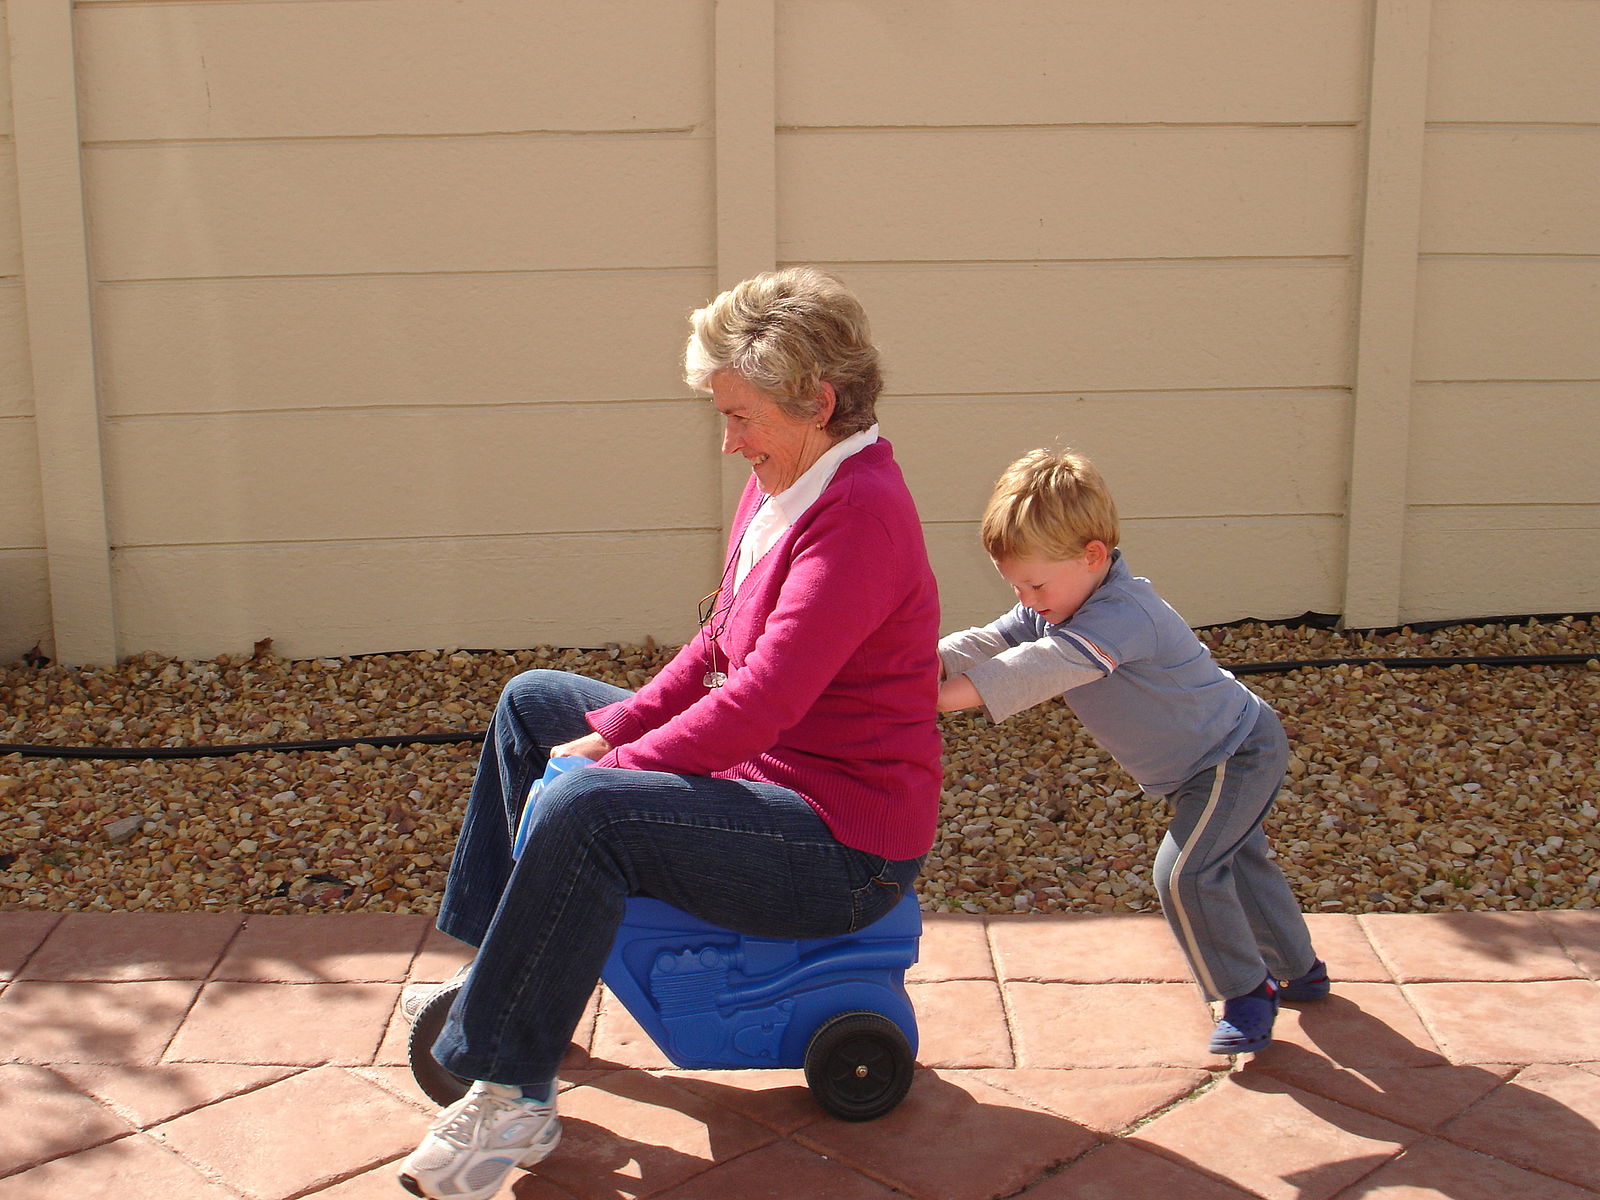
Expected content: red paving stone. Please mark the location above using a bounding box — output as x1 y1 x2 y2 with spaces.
534 1069 778 1199
215 912 429 982
906 912 992 982
652 1137 905 1199
50 1061 299 1126
970 1065 1213 1134
908 978 1014 1067
1541 909 1600 978
410 924 476 982
0 911 60 979
1255 983 1448 1069
1 908 1596 1199
989 910 1193 982
1025 1140 1259 1198
1132 1071 1418 1200
167 980 401 1065
1 1133 245 1200
155 1067 424 1199
0 978 201 1064
1245 1059 1517 1133
1438 1063 1600 1191
0 1063 135 1173
1403 979 1600 1064
1360 910 1584 981
18 911 242 981
1333 1134 1597 1199
1006 980 1223 1068
797 1070 1101 1200
1300 912 1392 983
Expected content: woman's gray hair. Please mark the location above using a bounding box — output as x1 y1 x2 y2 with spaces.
684 266 883 438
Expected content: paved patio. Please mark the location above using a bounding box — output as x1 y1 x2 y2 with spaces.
2 907 1598 1199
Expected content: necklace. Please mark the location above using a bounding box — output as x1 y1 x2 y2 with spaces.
698 584 731 688
697 499 764 688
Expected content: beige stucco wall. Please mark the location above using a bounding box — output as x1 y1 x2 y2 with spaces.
3 0 1596 663
2 2 59 662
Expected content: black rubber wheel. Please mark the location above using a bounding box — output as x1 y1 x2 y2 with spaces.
407 981 471 1107
802 1010 915 1121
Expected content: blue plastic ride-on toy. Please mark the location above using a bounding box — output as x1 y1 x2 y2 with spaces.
407 759 923 1121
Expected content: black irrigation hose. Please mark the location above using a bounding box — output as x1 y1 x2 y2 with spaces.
0 731 486 761
2 651 1594 762
1227 652 1598 675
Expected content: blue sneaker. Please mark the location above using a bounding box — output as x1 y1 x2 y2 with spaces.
1208 978 1278 1055
1279 959 1330 1002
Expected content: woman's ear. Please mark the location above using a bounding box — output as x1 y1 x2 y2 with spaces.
814 380 837 429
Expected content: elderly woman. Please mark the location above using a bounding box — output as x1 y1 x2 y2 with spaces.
399 267 942 1200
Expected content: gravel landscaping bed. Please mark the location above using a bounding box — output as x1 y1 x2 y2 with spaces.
3 617 1596 916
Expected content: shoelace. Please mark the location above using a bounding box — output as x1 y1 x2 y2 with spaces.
431 1092 531 1148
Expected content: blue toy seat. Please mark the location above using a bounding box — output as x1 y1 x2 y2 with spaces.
602 893 922 1072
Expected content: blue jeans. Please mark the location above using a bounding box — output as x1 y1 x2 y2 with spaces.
430 669 924 1087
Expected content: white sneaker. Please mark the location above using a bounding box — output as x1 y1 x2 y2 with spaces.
398 1081 560 1199
400 963 471 1025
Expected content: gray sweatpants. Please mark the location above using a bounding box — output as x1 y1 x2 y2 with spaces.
1152 704 1317 1002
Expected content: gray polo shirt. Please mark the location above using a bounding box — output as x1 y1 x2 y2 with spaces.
939 550 1260 796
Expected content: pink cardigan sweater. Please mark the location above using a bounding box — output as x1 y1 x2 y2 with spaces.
586 440 943 860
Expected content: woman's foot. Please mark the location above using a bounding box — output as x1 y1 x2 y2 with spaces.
1208 977 1278 1055
399 1081 560 1199
400 963 472 1025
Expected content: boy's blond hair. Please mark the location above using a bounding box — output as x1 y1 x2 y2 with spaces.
980 447 1120 562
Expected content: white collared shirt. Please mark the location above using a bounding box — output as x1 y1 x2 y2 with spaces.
733 424 880 592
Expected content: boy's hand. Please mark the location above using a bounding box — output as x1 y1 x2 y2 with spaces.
937 674 982 714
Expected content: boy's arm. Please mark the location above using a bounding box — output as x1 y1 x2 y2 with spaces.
937 672 983 712
937 612 1027 678
949 635 1108 722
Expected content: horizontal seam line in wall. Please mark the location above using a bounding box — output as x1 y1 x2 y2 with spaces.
895 386 1353 400
114 529 722 552
106 398 700 420
83 127 703 149
97 257 1351 286
1416 378 1599 386
1406 502 1600 511
789 255 1353 269
97 389 1355 422
923 513 1345 528
76 0 401 6
97 388 1359 422
96 264 716 286
1425 121 1600 132
1419 252 1599 262
778 121 1362 133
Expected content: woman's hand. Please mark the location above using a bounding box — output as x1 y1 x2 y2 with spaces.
551 731 612 761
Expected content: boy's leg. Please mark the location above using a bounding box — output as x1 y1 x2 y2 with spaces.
1233 822 1318 983
430 764 920 1088
1225 707 1317 982
1153 706 1312 1002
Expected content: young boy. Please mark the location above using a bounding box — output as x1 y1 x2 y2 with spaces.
938 447 1328 1054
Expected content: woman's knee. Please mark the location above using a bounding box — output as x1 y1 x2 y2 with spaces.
500 667 564 706
524 769 615 841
